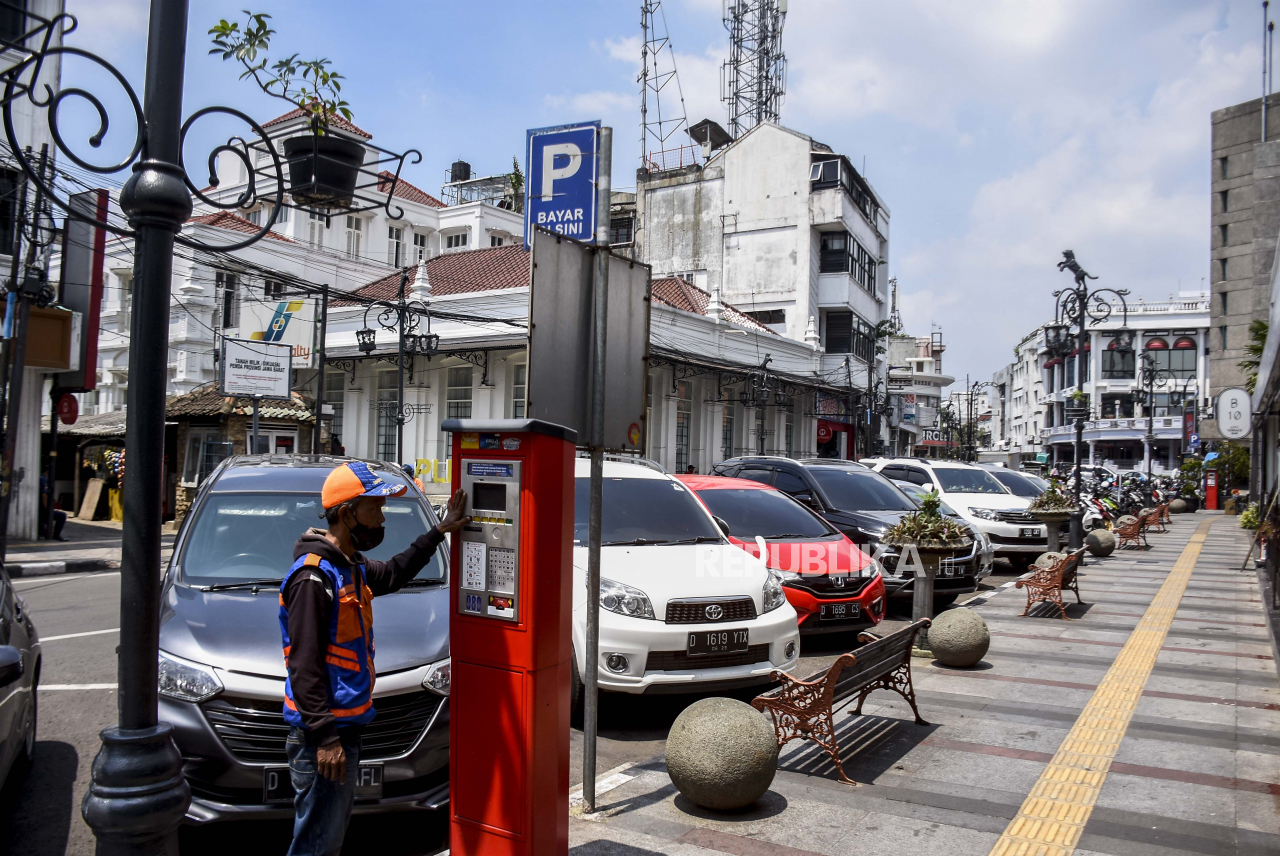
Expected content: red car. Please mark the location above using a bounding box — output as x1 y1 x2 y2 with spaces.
678 475 886 634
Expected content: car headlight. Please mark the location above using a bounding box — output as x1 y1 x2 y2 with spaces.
600 578 655 619
158 650 222 703
422 658 451 696
775 569 802 581
859 558 885 579
969 508 1001 521
855 526 887 539
762 569 787 613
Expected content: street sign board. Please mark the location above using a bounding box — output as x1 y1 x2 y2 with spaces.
221 338 293 400
524 121 600 251
55 189 107 392
526 227 650 451
1216 387 1252 439
1189 432 1201 449
242 297 316 367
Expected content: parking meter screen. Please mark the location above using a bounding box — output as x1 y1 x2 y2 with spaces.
472 482 508 512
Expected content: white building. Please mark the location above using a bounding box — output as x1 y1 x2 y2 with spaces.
885 333 953 457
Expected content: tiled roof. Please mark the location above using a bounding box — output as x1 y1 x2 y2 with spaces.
378 171 447 209
262 107 373 140
166 386 314 421
650 276 777 335
40 410 129 437
338 244 529 304
187 211 295 243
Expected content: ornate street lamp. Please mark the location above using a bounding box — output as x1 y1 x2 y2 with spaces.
1138 351 1178 485
1052 250 1130 549
359 287 435 459
356 326 377 353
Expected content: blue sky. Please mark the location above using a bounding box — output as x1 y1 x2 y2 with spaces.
64 1 1271 384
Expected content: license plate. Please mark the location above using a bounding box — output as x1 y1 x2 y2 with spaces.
819 602 860 622
263 762 384 804
1019 527 1040 538
687 628 748 655
939 563 957 577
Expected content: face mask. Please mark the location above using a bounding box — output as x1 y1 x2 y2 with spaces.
344 508 385 553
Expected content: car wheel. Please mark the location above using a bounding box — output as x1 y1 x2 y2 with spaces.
22 682 36 764
933 593 959 607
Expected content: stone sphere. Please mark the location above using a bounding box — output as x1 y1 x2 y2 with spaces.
929 608 990 667
1169 498 1188 514
1085 528 1116 557
666 697 778 810
1116 515 1139 529
1035 551 1066 568
1139 507 1155 519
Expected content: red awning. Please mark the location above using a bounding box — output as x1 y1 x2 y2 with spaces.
1173 336 1196 349
1044 357 1063 367
1145 337 1169 350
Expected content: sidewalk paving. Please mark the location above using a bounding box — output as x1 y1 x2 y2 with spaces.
5 517 175 577
567 512 1280 856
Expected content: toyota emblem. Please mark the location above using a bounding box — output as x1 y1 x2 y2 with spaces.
705 604 724 620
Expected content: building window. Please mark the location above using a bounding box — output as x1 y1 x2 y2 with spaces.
819 231 849 273
388 226 403 267
1146 345 1197 378
785 404 794 457
1101 349 1134 379
308 211 325 247
376 370 398 461
0 168 18 256
0 1 27 45
324 371 345 449
721 402 735 460
264 279 285 300
745 309 785 325
273 203 289 225
1221 325 1229 350
511 363 526 418
645 371 653 458
608 216 634 245
445 232 468 250
345 216 363 258
216 271 239 329
675 381 691 473
413 232 428 262
446 366 473 418
116 270 133 333
825 311 852 354
490 235 504 247
755 404 766 454
246 207 262 226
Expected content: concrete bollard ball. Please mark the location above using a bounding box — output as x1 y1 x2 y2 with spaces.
928 608 990 667
1116 515 1139 529
1169 498 1188 514
665 697 778 810
1035 551 1066 568
1085 528 1116 557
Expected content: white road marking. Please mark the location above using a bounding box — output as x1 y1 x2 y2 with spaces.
570 761 637 816
40 627 119 642
39 683 117 690
13 571 121 586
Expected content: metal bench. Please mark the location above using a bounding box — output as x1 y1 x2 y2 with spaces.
1015 547 1086 620
1116 516 1147 549
751 619 929 784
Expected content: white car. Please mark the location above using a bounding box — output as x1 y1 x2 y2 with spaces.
863 458 1048 572
570 458 800 699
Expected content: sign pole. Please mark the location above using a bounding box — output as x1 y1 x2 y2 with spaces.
45 388 58 539
583 125 612 814
314 286 327 454
252 395 260 454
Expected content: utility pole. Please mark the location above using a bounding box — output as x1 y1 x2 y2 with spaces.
313 285 327 454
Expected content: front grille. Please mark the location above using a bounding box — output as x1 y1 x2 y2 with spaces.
202 691 443 764
988 534 1048 546
664 597 757 624
645 644 772 672
996 511 1040 525
783 575 873 598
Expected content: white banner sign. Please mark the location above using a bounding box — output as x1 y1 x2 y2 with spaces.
1216 387 1252 439
240 297 316 368
221 338 293 400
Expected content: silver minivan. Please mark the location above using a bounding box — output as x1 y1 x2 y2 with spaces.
158 456 451 823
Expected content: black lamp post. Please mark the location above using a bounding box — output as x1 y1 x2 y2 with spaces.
360 286 435 461
1138 351 1179 487
1050 250 1130 550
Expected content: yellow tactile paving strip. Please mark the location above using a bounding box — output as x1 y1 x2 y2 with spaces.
987 516 1217 856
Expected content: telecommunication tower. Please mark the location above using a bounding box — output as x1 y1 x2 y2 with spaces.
720 0 788 138
640 1 694 171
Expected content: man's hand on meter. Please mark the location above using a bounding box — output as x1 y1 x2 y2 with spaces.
437 489 471 534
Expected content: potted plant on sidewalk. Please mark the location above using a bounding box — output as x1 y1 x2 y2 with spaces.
1028 478 1075 553
210 12 364 209
882 490 972 657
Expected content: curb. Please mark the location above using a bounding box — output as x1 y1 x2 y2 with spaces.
8 558 119 577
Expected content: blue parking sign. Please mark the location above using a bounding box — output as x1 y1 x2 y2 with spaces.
524 121 600 250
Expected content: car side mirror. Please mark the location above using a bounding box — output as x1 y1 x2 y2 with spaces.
712 516 731 537
0 646 22 687
794 491 820 510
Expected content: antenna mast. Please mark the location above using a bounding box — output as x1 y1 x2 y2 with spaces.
721 0 788 139
640 1 694 171
888 276 903 334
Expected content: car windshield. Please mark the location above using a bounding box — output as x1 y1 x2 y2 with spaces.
574 477 722 545
989 470 1042 498
934 468 1010 495
694 488 830 539
810 468 917 511
179 492 445 586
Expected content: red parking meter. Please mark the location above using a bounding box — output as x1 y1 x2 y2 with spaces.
443 418 577 856
1205 468 1218 511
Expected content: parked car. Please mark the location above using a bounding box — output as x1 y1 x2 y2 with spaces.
862 458 1047 571
571 458 799 699
677 474 886 635
0 563 38 791
976 465 1050 499
159 456 451 823
711 456 986 605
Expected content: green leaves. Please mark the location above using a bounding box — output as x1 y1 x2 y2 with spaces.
1028 478 1074 512
883 488 972 547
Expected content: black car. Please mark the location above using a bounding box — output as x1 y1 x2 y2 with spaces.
0 563 39 792
711 456 986 604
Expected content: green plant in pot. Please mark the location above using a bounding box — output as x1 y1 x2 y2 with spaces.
1027 478 1075 553
210 12 364 209
882 490 972 656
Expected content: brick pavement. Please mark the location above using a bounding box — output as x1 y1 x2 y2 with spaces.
565 512 1280 856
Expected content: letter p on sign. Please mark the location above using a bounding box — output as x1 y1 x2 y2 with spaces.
541 143 581 201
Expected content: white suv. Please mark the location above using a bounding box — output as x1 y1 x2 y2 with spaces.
862 458 1048 571
570 458 800 699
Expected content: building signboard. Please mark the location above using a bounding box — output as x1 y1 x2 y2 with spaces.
524 121 601 251
1216 387 1252 439
221 338 293 400
242 297 316 368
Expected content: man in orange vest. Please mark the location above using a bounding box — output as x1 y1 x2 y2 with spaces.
280 462 469 856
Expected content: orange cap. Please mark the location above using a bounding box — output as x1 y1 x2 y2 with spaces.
321 462 407 510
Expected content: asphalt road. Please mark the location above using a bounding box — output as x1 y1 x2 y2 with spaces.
0 564 1011 855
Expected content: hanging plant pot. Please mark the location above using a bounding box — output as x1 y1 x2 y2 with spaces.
282 133 365 210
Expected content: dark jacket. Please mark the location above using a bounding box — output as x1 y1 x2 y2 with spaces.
284 526 445 745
